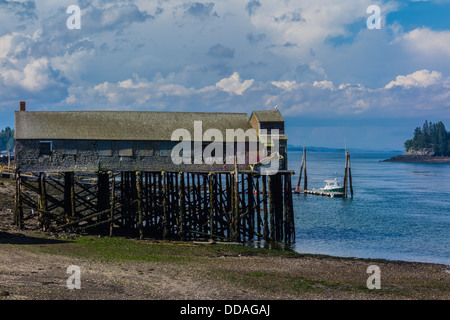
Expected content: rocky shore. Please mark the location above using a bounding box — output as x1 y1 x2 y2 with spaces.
382 148 450 163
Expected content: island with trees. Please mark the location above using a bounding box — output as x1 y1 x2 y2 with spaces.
383 120 450 163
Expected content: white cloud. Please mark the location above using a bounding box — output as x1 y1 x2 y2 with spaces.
313 80 334 90
20 57 52 92
271 80 302 91
385 70 443 89
215 72 254 95
399 28 450 57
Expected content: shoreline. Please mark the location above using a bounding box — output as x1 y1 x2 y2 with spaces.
381 154 450 163
1 224 449 300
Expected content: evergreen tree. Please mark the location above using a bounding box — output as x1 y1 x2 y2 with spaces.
404 120 449 156
0 127 15 152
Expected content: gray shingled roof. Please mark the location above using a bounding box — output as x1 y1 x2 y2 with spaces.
15 111 257 142
251 110 284 122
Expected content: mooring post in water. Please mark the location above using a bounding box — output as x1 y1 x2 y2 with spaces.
297 146 307 192
303 148 307 192
348 152 353 198
343 150 349 198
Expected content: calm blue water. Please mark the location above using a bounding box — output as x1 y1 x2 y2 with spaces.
287 150 450 266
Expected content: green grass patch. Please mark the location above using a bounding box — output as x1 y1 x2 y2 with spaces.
18 232 301 264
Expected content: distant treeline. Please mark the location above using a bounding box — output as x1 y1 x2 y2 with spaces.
404 120 450 156
0 127 14 152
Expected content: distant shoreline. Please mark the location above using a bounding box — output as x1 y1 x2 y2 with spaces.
381 154 450 163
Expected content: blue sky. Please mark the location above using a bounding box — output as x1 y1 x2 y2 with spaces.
0 0 449 150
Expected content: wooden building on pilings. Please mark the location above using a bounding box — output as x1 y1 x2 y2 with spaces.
13 102 295 244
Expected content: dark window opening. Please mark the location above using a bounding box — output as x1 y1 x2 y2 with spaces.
40 141 52 155
98 141 113 157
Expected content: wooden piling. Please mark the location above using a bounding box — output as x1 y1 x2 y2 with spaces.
136 171 144 240
343 150 348 198
14 171 23 230
179 172 185 240
348 152 353 198
15 168 296 245
109 172 115 237
262 175 269 241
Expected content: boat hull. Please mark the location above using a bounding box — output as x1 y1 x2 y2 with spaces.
322 187 344 193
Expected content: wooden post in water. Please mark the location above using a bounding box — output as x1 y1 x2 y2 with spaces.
348 152 353 198
297 147 308 192
343 150 349 198
303 148 307 192
297 148 304 191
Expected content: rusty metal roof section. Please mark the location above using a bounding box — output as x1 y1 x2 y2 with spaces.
15 111 256 142
251 109 284 122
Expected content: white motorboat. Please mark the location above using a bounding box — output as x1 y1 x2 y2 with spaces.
322 178 344 193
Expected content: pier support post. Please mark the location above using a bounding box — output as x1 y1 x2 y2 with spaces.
109 172 115 237
14 171 23 230
64 172 76 224
38 173 48 231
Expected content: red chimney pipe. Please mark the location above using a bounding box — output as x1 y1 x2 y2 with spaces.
20 101 26 111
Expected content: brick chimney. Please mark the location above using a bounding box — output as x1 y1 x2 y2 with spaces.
20 101 26 111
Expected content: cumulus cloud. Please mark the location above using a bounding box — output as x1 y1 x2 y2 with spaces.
313 80 334 90
0 0 448 139
385 70 443 89
0 31 67 98
215 72 254 95
399 28 450 57
271 80 302 91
